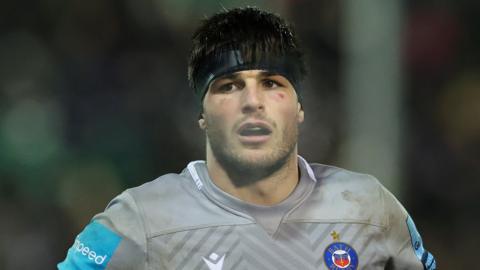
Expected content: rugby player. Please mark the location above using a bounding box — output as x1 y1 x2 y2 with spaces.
59 7 436 270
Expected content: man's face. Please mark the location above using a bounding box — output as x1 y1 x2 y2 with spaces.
200 69 304 180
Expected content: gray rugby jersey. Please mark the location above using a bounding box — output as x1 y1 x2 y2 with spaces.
58 156 436 270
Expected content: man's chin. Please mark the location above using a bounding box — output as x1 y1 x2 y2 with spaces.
228 148 292 171
216 149 292 187
234 149 277 165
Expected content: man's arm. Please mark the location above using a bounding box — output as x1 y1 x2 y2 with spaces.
381 186 437 270
58 191 147 270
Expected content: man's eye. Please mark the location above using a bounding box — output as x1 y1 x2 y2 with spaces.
218 83 237 92
263 79 280 88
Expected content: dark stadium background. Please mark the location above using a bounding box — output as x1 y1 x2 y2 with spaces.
0 0 479 269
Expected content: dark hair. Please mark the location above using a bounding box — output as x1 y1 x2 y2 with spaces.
188 7 307 99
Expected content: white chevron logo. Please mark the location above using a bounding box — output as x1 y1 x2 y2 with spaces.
202 252 225 270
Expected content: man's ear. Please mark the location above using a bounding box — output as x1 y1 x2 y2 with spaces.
297 103 304 123
198 116 206 130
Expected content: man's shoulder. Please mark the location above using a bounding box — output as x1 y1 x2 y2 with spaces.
105 167 246 237
290 162 389 227
127 170 194 200
122 170 207 220
310 163 383 191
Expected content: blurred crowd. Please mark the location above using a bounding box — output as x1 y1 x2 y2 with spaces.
0 0 478 269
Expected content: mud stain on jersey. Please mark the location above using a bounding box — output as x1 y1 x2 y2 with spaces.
341 190 363 204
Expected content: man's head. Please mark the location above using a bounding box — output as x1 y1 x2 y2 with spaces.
188 7 307 103
188 7 307 183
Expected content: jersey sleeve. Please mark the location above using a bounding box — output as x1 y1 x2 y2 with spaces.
58 191 147 270
381 186 437 270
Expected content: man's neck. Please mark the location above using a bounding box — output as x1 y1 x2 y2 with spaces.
206 150 300 206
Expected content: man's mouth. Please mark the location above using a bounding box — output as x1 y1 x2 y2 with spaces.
239 125 272 136
237 122 272 144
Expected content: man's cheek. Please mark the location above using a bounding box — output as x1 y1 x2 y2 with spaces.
206 115 229 138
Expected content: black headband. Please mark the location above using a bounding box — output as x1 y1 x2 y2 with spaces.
193 50 303 103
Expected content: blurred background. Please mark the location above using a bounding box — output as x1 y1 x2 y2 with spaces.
0 0 478 269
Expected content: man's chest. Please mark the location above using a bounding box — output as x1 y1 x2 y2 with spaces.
145 222 389 270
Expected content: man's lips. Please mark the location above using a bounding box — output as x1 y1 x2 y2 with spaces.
238 122 272 136
237 122 272 144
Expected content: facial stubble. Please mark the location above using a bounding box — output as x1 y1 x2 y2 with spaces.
205 113 299 187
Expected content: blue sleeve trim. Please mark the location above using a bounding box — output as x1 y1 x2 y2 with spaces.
58 221 122 270
406 216 437 270
425 252 437 270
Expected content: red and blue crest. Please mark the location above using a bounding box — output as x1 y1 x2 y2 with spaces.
323 242 358 270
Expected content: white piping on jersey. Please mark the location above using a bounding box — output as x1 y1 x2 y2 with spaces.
298 155 317 182
187 160 205 190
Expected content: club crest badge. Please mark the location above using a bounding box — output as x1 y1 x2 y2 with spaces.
323 231 358 270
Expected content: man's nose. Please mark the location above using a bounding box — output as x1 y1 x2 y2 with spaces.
241 83 265 114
